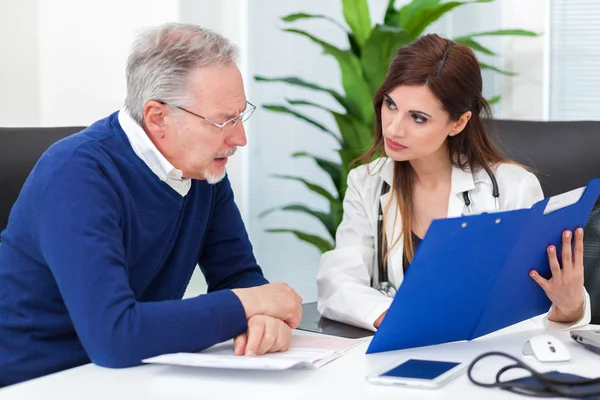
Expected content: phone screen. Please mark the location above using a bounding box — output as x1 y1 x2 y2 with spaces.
381 359 460 380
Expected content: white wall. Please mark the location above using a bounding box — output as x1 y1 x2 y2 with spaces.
443 0 548 120
499 0 548 120
37 0 180 127
451 1 504 109
0 0 41 126
0 0 181 127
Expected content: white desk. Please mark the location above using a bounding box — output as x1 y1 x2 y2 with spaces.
2 321 599 400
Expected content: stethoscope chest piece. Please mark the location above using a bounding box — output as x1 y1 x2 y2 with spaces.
377 281 396 298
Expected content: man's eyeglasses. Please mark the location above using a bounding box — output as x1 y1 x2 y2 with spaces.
157 100 256 132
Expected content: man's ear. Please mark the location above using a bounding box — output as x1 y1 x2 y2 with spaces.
449 111 472 137
143 101 168 139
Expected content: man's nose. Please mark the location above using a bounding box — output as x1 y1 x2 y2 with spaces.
227 121 247 147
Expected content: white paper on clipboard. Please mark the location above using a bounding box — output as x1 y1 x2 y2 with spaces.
543 187 585 215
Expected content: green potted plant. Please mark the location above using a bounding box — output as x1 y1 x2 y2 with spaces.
257 0 538 253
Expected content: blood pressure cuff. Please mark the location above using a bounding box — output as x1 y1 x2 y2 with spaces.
468 352 600 399
503 371 600 398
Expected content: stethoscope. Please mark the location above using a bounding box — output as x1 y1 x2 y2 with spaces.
374 167 500 298
468 351 600 397
463 167 500 214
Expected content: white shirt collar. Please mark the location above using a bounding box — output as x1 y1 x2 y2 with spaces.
118 108 191 196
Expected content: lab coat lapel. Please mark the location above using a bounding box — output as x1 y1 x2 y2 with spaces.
378 159 405 289
447 166 476 217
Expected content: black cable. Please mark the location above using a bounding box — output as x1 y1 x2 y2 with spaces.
377 181 390 285
463 191 471 208
485 166 500 198
461 168 498 210
468 352 600 398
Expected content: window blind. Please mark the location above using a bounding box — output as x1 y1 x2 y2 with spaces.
550 0 600 120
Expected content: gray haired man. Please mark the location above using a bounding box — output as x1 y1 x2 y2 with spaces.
0 23 302 387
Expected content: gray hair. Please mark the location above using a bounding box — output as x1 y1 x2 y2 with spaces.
124 23 238 124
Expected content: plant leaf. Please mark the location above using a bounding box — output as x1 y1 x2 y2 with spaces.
292 151 342 194
284 28 374 124
338 149 360 174
348 33 361 57
480 62 517 76
281 13 348 32
285 98 334 113
335 149 363 225
284 98 347 147
261 204 336 239
361 24 412 95
454 37 496 56
397 0 443 29
341 0 372 47
272 174 338 204
329 199 344 234
463 29 539 38
332 112 374 156
384 0 400 26
336 147 385 204
284 100 375 157
487 95 501 105
266 229 334 253
255 75 355 115
399 0 493 37
262 104 342 145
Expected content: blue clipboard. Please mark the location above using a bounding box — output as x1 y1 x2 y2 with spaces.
366 178 600 354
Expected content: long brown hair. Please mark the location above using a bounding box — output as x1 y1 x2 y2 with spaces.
358 33 511 263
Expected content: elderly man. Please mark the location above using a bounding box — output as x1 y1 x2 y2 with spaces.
0 23 302 387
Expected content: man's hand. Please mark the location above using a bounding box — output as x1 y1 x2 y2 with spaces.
233 315 292 356
232 282 303 328
530 228 586 323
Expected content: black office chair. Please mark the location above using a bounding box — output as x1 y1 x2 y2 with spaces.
583 204 600 324
491 120 600 197
0 126 85 232
492 120 600 324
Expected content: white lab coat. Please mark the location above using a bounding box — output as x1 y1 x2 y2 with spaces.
317 157 591 332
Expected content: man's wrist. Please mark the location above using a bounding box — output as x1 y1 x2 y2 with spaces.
231 288 260 319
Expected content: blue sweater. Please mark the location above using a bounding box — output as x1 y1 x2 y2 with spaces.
0 112 268 386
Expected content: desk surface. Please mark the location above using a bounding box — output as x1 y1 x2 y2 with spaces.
297 302 374 339
2 320 599 400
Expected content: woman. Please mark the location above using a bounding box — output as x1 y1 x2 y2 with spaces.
317 34 590 331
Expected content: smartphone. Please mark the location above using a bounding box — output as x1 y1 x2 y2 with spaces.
366 358 467 389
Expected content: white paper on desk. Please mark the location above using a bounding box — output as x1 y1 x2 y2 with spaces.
142 335 366 371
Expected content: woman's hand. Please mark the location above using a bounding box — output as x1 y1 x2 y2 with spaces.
374 311 387 328
530 228 586 323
